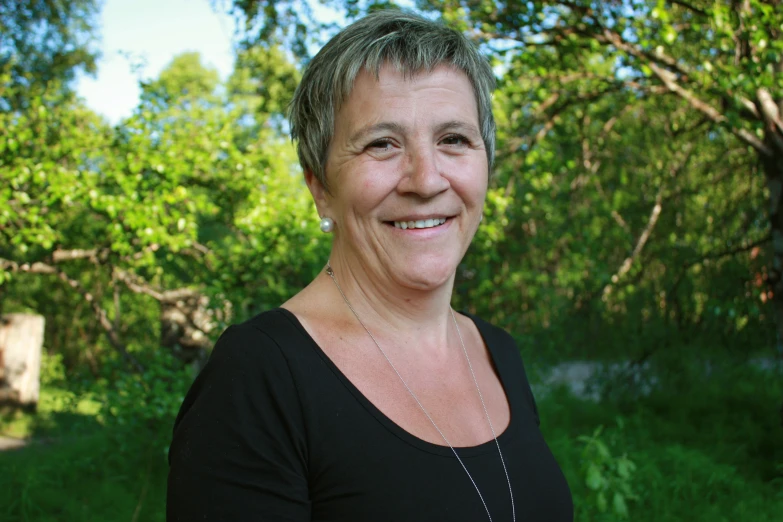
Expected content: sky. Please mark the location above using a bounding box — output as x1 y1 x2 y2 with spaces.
75 0 236 124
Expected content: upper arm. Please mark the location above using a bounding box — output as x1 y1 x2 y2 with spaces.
167 324 310 521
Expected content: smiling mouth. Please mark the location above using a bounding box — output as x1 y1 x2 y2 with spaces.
390 217 448 230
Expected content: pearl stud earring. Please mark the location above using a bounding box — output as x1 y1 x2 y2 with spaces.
319 217 334 233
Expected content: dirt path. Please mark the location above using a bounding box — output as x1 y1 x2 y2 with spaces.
0 435 28 451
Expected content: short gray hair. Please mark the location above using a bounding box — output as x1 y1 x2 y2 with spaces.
288 9 496 189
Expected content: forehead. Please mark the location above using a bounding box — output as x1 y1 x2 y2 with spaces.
336 64 480 131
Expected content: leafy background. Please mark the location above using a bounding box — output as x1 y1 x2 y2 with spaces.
1 0 782 520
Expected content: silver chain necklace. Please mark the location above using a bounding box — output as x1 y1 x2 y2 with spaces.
325 263 515 522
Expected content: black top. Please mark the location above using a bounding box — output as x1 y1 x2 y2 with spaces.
167 308 573 521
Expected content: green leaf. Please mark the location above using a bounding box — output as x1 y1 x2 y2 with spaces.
617 458 633 479
585 464 604 490
613 492 629 517
597 491 608 512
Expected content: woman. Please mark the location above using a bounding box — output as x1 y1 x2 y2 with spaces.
167 10 572 522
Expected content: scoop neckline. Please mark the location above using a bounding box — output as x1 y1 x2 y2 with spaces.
273 307 520 457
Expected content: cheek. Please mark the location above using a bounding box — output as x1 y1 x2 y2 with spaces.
455 172 489 205
449 155 487 186
351 172 397 209
329 162 389 214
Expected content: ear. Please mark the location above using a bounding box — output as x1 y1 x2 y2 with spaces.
304 169 330 217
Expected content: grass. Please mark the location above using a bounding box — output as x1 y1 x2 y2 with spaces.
1 386 101 439
0 432 167 522
1 359 781 521
0 389 168 522
542 359 783 521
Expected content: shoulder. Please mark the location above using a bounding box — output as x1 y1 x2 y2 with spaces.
461 312 533 386
179 309 311 415
462 312 541 424
463 313 520 359
207 308 307 368
464 313 514 340
168 313 311 519
172 309 311 434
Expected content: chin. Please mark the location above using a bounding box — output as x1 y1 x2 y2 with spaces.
391 260 457 291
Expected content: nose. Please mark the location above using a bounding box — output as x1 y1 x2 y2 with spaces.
397 143 450 199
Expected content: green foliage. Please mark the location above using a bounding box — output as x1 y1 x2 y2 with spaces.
2 358 781 522
222 0 321 60
425 0 778 304
0 430 167 522
225 1 779 360
578 422 638 518
0 0 100 109
2 46 327 370
0 80 111 260
542 360 783 521
229 45 301 124
2 2 782 520
89 349 193 445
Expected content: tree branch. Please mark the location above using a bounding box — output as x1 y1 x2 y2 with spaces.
0 258 56 274
582 107 634 234
600 141 694 297
668 0 708 16
647 62 772 155
0 257 145 373
683 233 772 271
568 21 772 155
757 87 783 153
51 248 102 263
113 268 200 304
597 27 693 78
603 187 665 298
500 80 661 164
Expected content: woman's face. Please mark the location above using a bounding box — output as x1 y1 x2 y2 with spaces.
309 64 488 291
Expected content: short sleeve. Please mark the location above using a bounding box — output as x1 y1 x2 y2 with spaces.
514 343 540 427
528 381 541 427
167 324 310 521
465 312 541 427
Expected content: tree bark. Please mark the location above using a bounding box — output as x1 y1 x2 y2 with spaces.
760 136 783 426
0 314 45 409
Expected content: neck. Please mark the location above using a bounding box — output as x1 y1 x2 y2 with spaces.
323 251 457 353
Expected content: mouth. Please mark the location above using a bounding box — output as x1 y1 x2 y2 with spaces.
387 217 448 230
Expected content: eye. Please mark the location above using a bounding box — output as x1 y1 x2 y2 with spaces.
441 134 470 147
367 138 394 151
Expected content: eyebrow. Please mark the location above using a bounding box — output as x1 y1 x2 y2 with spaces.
348 122 408 144
348 120 481 144
433 120 481 137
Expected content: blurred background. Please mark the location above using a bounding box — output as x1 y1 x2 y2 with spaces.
1 0 782 520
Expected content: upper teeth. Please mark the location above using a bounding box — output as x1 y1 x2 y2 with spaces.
393 218 447 229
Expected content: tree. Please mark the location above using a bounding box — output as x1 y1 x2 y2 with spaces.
0 0 100 109
229 3 771 315
1 48 324 373
403 0 780 418
428 0 779 313
225 3 777 395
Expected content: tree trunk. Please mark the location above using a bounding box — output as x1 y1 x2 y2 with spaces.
160 294 220 372
761 138 783 427
0 314 45 409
